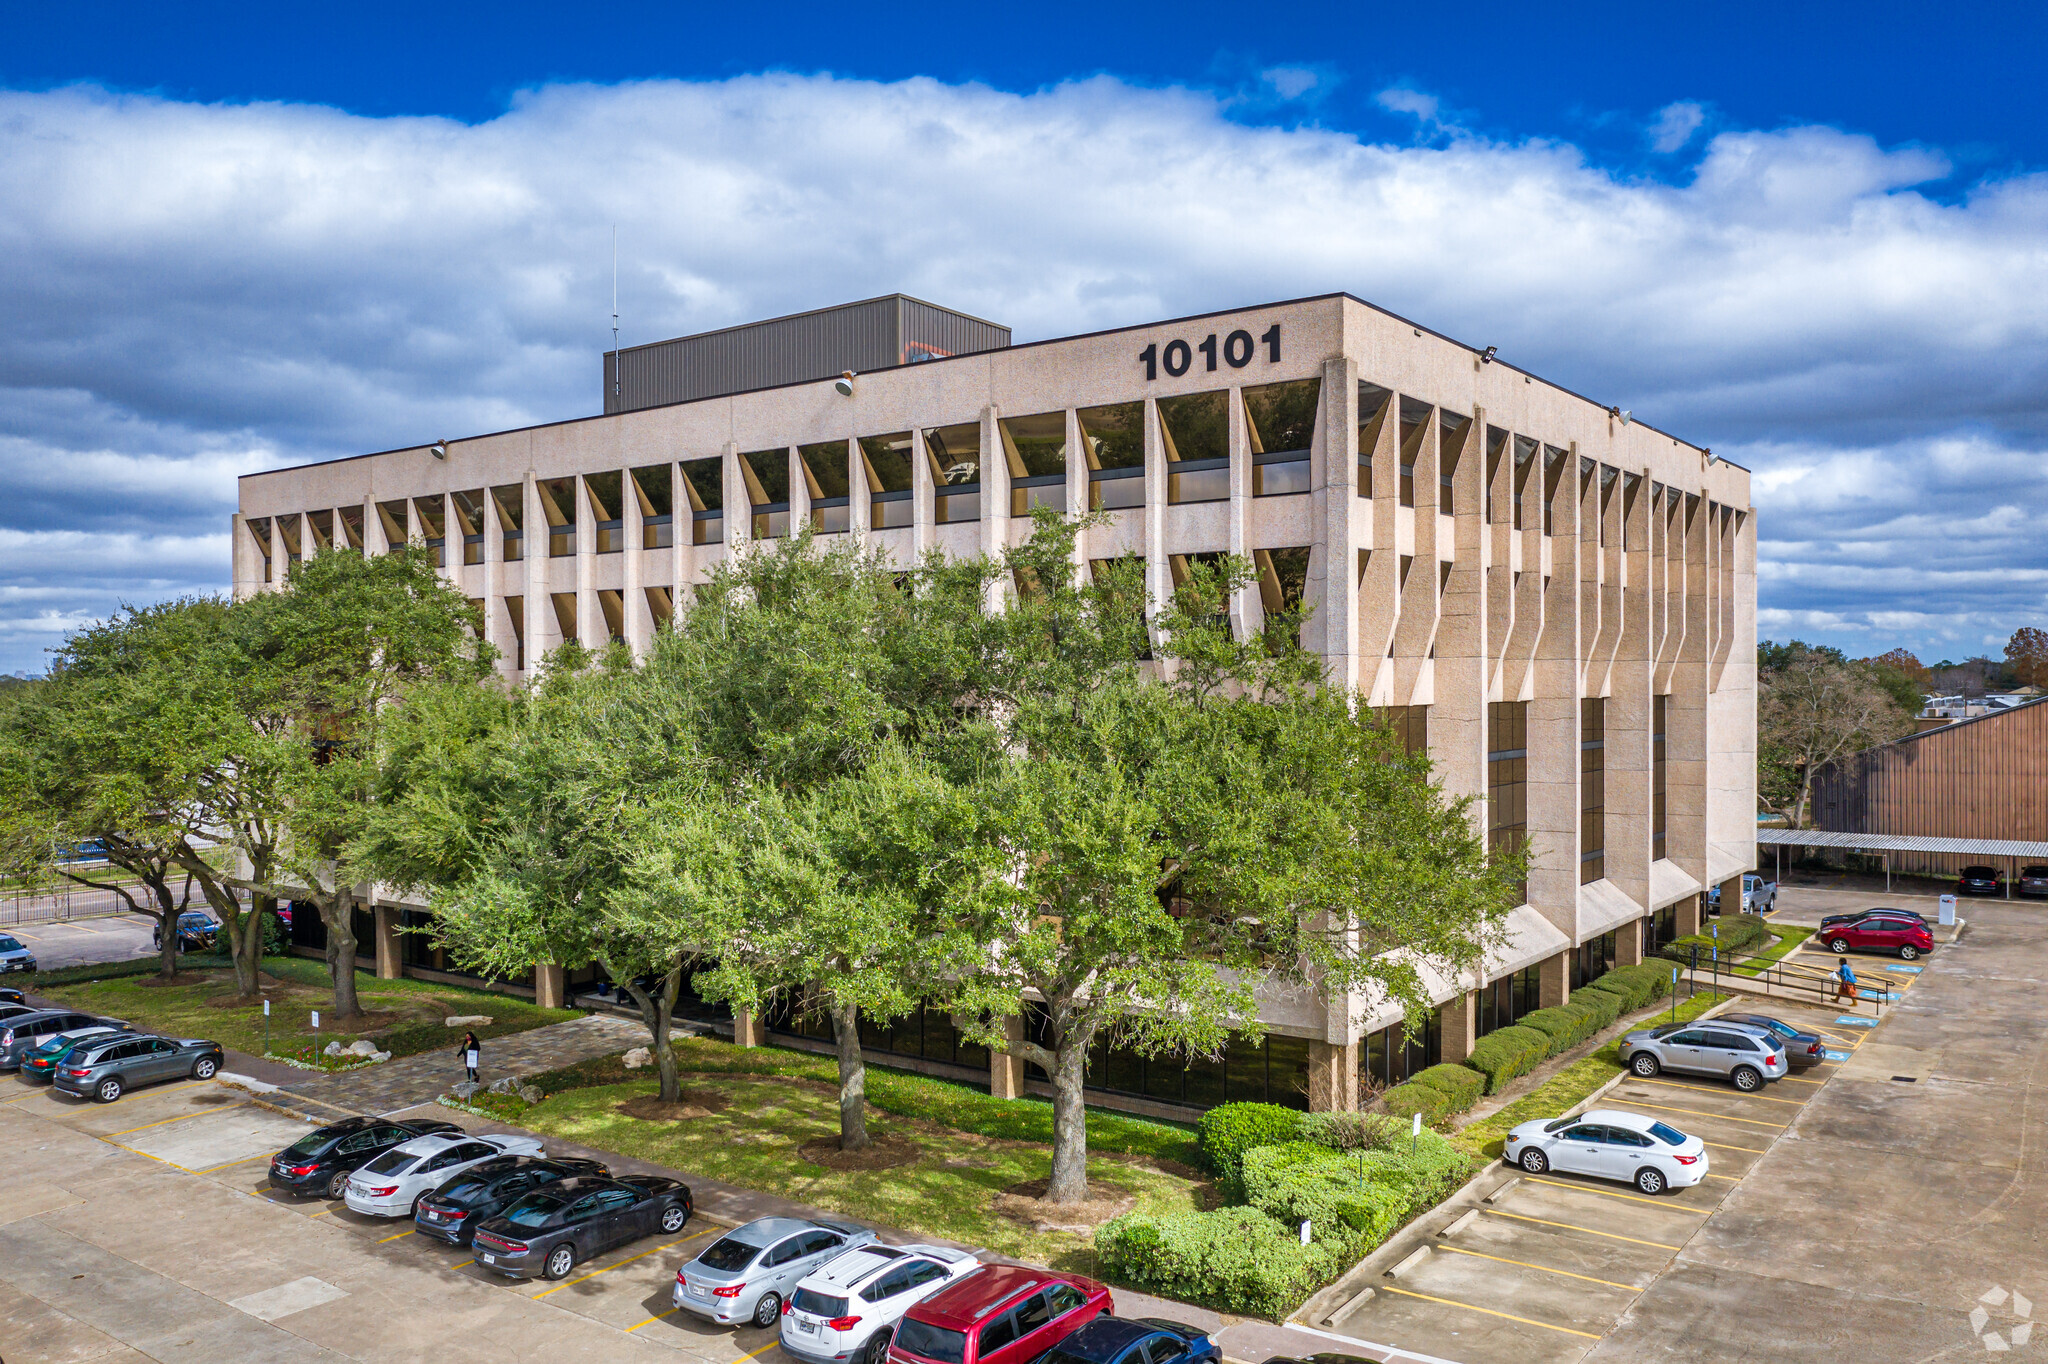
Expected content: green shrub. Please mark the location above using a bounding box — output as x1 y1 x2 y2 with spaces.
1299 1110 1401 1152
1662 913 1770 965
1515 1004 1601 1056
1096 1206 1336 1319
1380 1082 1443 1123
1584 962 1676 1010
1570 984 1623 1030
1408 1063 1486 1112
1464 1024 1549 1093
1198 1102 1305 1194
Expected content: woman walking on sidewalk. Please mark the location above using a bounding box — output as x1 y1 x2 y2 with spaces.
1835 959 1859 1002
458 1030 481 1083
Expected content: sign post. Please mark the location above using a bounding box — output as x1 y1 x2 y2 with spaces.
310 1009 320 1060
262 997 271 1056
1412 1110 1422 1156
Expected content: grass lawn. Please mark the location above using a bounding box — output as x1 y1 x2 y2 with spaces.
1733 926 1815 976
490 1044 1211 1275
1451 989 1731 1161
36 956 580 1066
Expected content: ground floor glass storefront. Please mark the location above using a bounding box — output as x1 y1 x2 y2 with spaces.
1476 965 1541 1037
1022 1003 1315 1111
1361 1010 1441 1092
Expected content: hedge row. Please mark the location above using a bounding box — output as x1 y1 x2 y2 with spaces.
1382 1062 1488 1123
1197 1102 1304 1197
1583 960 1676 1010
1661 912 1771 965
1465 1023 1550 1093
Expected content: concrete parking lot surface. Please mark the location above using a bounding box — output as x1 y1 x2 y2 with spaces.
2 913 157 972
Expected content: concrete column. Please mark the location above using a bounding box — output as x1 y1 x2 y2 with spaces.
1319 357 1361 690
1676 892 1703 938
1528 447 1584 946
1440 990 1478 1064
1065 409 1088 582
1143 397 1169 643
1226 382 1255 641
623 464 646 656
723 442 748 551
912 428 935 559
981 408 1009 607
848 437 871 539
523 472 550 666
372 904 402 980
576 474 599 648
733 1008 764 1048
1306 1040 1359 1112
1717 874 1744 921
991 1015 1028 1100
1539 950 1571 1009
1616 917 1645 967
533 963 566 1010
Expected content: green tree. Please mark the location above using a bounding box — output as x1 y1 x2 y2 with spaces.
1757 642 1913 826
2005 628 2048 689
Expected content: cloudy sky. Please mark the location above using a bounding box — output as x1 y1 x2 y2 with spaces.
3 2 2046 674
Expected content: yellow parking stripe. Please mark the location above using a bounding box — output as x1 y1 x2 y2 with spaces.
1480 1208 1681 1250
1525 1176 1710 1211
197 1152 272 1175
730 1339 789 1364
103 1101 246 1139
1703 1140 1768 1155
1630 1078 1807 1107
376 1229 415 1244
532 1225 715 1299
628 1307 682 1333
1436 1244 1640 1291
1376 1284 1600 1339
1615 1099 1786 1130
2 1088 49 1105
108 1141 199 1174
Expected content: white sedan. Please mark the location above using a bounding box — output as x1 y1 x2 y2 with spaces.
1501 1107 1707 1195
781 1244 980 1364
343 1132 545 1218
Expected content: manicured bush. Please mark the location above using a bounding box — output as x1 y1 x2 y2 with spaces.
1299 1110 1401 1152
1516 1004 1603 1056
1570 984 1623 1030
1096 1205 1337 1319
1463 1024 1549 1093
1380 1082 1444 1123
1198 1102 1306 1194
1242 1134 1473 1262
1409 1062 1486 1112
1584 961 1676 1010
1662 912 1770 966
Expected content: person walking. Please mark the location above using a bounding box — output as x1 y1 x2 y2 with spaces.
1835 959 1858 1002
459 1030 481 1084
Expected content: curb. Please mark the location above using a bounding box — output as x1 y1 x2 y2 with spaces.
216 1072 280 1094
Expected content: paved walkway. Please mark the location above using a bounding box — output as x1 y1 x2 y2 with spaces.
275 1013 647 1117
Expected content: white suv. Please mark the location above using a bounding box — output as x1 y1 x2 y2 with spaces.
781 1244 981 1364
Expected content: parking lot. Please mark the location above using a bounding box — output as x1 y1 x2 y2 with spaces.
1 913 157 972
1322 987 1909 1364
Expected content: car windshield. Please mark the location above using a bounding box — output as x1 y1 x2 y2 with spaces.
501 1192 566 1228
1649 1122 1688 1146
438 1175 495 1203
895 1320 968 1364
792 1289 849 1318
697 1235 763 1272
0 937 21 952
1542 1117 1575 1133
361 1150 418 1176
281 1131 338 1160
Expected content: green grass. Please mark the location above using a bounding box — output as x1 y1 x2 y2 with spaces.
493 1065 1210 1272
1451 990 1731 1161
1733 926 1815 976
36 955 579 1062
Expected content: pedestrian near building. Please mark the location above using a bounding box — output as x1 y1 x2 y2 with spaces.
458 1030 481 1083
1836 960 1858 1002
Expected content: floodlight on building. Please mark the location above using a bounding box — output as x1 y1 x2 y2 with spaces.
1609 406 1633 426
1480 345 1498 363
834 371 857 397
429 441 449 461
1703 447 1719 466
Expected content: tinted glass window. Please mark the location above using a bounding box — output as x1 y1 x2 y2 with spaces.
1702 1032 1749 1051
282 1131 337 1160
597 1189 638 1212
1143 1337 1186 1364
764 1237 805 1266
502 1194 564 1228
438 1175 494 1203
1044 1284 1085 1314
1649 1122 1688 1145
362 1150 419 1176
896 1321 967 1364
907 1260 950 1287
1668 1031 1707 1046
698 1236 762 1271
793 1288 850 1317
1609 1128 1653 1148
978 1312 1018 1352
863 1265 914 1301
1562 1125 1605 1142
0 937 20 951
338 1130 381 1155
799 1230 841 1256
1013 1291 1054 1335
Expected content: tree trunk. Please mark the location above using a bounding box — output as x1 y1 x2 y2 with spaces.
144 873 180 979
828 997 871 1151
320 886 363 1018
234 898 265 997
620 966 684 1104
1043 1035 1092 1205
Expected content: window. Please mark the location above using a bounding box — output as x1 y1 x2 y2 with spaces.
1157 391 1229 504
1573 931 1617 988
305 507 334 552
1581 698 1605 885
1396 397 1432 507
491 485 524 561
632 464 673 549
797 1289 852 1317
864 1265 916 1302
800 442 851 533
925 422 982 524
1079 402 1144 510
377 500 410 553
246 517 273 581
537 478 576 556
581 471 622 553
1653 694 1668 862
277 513 303 569
1488 701 1528 904
978 1313 1018 1353
1001 412 1068 515
895 1322 966 1364
1021 1001 1307 1110
765 1237 805 1267
740 449 790 538
1356 382 1391 497
1245 379 1318 497
907 1260 949 1288
338 504 365 551
1012 1291 1055 1334
1561 1125 1605 1143
1254 547 1312 650
681 457 723 544
1044 1284 1085 1315
860 432 916 528
451 490 486 564
1380 705 1428 757
1645 904 1676 955
1362 1010 1440 1090
1542 446 1567 535
1512 436 1537 529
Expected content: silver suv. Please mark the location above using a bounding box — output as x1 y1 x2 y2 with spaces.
1621 1021 1787 1091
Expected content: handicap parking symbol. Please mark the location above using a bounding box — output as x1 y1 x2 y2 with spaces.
1822 1049 1852 1061
1835 1015 1879 1027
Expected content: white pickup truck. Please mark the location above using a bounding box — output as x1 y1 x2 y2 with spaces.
1707 873 1778 914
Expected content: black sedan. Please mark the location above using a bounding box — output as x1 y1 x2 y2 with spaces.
0 987 25 1006
413 1156 611 1246
2019 865 2048 899
1720 1012 1825 1070
51 1033 224 1102
472 1175 694 1281
267 1116 464 1200
1957 865 2003 896
1040 1318 1223 1364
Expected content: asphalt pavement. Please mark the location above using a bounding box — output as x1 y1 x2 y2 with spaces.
1 913 157 972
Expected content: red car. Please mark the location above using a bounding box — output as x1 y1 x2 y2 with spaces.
889 1264 1110 1364
1819 913 1935 961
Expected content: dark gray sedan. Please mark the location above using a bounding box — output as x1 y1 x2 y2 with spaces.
0 1009 120 1069
51 1033 223 1102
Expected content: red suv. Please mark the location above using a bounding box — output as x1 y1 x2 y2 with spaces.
1820 913 1935 961
889 1264 1110 1364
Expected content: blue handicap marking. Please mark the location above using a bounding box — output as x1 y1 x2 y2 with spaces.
1835 1015 1879 1027
1822 1049 1852 1061
1889 965 1923 974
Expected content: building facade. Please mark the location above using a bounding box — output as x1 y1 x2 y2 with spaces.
235 292 1758 1115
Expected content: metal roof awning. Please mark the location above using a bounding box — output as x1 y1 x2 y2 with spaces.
1758 830 2048 859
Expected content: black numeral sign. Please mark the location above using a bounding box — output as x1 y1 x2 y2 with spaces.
1139 324 1280 380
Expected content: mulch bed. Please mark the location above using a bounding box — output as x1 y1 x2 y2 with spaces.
616 1091 734 1122
797 1133 924 1172
992 1178 1136 1232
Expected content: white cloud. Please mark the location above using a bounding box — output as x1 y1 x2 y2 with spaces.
1648 101 1706 154
1260 67 1321 101
0 74 2045 669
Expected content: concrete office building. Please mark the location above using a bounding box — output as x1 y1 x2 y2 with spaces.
235 292 1758 1116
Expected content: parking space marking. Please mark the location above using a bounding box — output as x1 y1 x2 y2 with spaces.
532 1225 716 1299
376 1229 416 1244
1629 1078 1807 1107
627 1307 682 1333
103 1100 247 1139
1436 1244 1642 1292
1480 1208 1682 1250
197 1152 272 1175
1616 1099 1786 1130
1377 1284 1600 1339
730 1338 790 1364
1524 1176 1712 1212
1 1088 51 1105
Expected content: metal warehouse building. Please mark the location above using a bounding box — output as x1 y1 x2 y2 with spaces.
235 291 1758 1117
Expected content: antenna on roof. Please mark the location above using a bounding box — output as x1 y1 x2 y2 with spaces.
610 224 621 400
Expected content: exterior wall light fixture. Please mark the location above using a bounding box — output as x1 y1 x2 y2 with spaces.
834 371 857 396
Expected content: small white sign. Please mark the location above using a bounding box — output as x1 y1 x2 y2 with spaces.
1412 1111 1423 1137
310 1011 320 1029
1299 1219 1311 1246
262 999 271 1016
1939 894 1957 926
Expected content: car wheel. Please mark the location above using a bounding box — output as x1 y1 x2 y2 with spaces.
660 1204 688 1234
1631 1052 1660 1077
327 1171 350 1200
1635 1167 1667 1195
1731 1066 1763 1092
95 1077 123 1103
753 1292 782 1329
1519 1149 1549 1174
1900 945 1920 961
543 1245 575 1280
865 1329 893 1364
1829 937 1850 954
192 1056 218 1080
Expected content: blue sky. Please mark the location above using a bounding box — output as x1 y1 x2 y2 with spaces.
1 2 2046 671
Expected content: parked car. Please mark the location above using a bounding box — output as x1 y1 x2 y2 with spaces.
18 1025 134 1083
1956 865 2004 896
0 985 26 1005
1819 907 1930 930
268 1117 463 1199
0 1009 123 1070
342 1131 545 1218
1620 1021 1787 1091
676 1216 879 1328
412 1155 610 1246
471 1174 694 1280
1706 874 1777 915
1502 1108 1708 1195
888 1265 1111 1364
2017 865 2048 899
0 1002 38 1022
1819 913 1935 960
1718 1013 1825 1070
152 911 222 951
0 934 36 974
782 1244 983 1364
1032 1317 1221 1364
51 1033 223 1102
